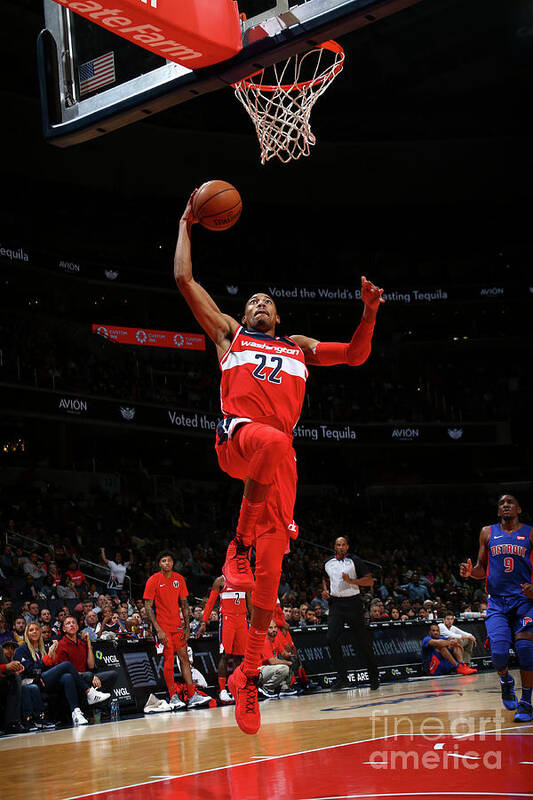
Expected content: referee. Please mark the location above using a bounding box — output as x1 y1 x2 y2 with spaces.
323 535 379 692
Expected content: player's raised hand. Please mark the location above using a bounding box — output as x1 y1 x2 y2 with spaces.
180 189 199 229
521 582 533 599
361 276 385 310
460 558 473 578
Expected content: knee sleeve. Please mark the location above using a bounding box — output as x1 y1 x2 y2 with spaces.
515 638 533 671
491 650 510 672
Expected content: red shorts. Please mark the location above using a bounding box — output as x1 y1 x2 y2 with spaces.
219 614 248 656
215 421 298 611
215 421 297 538
162 629 187 652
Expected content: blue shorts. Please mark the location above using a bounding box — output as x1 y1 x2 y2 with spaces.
485 594 533 650
428 653 455 676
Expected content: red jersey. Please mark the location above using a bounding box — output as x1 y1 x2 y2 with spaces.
219 582 247 617
274 628 294 656
219 326 308 435
143 571 188 632
261 636 277 665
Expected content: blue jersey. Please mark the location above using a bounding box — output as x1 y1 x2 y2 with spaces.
421 635 445 671
486 523 533 597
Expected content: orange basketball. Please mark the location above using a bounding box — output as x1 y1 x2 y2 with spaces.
192 180 242 231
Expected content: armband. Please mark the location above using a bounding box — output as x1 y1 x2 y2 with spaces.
314 318 375 366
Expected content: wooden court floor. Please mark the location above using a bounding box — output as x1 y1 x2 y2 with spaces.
1 670 532 800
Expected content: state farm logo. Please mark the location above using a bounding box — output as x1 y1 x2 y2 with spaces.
173 333 184 347
136 329 147 344
55 1 203 61
59 397 87 415
448 428 464 440
392 427 419 440
120 407 135 421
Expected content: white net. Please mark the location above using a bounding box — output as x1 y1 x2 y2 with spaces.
232 41 344 165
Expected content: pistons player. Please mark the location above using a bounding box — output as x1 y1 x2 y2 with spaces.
196 575 251 703
175 193 384 734
460 494 533 723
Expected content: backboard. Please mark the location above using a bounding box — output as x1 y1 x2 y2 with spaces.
38 0 423 146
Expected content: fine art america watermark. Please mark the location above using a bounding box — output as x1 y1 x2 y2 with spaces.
367 709 504 770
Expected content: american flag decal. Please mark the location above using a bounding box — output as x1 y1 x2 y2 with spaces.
79 52 115 97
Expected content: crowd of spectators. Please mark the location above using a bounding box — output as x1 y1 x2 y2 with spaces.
1 470 513 733
1 309 526 425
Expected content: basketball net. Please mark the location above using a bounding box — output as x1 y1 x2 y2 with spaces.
232 40 344 164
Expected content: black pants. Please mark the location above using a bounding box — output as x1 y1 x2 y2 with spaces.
0 673 22 728
81 670 118 696
326 595 378 681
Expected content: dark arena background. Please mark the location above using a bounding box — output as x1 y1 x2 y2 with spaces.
1 1 533 799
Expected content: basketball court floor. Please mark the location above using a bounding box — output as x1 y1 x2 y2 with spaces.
2 670 531 800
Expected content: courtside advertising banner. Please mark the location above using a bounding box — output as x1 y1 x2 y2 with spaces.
92 324 205 351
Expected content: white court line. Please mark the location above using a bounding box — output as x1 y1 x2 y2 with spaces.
454 723 533 739
58 732 528 800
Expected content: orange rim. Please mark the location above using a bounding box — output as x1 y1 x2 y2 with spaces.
232 40 344 93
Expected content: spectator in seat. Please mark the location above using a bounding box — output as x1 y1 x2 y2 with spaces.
439 611 477 665
401 572 430 604
24 601 40 625
0 614 13 645
0 640 24 734
12 616 27 647
65 561 87 590
23 552 46 585
15 622 103 727
13 626 55 731
100 548 133 596
41 624 53 650
38 608 52 627
258 620 298 698
82 611 100 642
46 616 117 704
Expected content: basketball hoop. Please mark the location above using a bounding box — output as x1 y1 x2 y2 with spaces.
232 40 345 165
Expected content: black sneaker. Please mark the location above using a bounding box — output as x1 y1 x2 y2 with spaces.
501 676 518 710
329 677 351 692
5 722 27 735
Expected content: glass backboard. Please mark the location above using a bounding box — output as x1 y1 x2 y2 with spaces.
38 0 423 146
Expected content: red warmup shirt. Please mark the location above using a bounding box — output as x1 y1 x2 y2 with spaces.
261 636 278 666
44 636 88 672
274 628 294 656
66 569 86 586
143 571 188 632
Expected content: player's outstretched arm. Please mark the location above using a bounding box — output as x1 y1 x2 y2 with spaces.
460 527 489 580
292 276 384 366
175 192 238 355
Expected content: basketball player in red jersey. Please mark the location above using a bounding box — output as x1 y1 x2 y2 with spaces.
175 192 384 734
144 551 207 709
196 575 251 703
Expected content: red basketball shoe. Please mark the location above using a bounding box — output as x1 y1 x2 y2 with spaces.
222 536 254 591
457 663 477 675
228 663 261 735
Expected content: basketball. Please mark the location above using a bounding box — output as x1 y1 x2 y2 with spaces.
192 180 242 231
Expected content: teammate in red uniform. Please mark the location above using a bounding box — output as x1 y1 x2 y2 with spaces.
196 575 250 703
143 551 207 709
175 193 384 734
